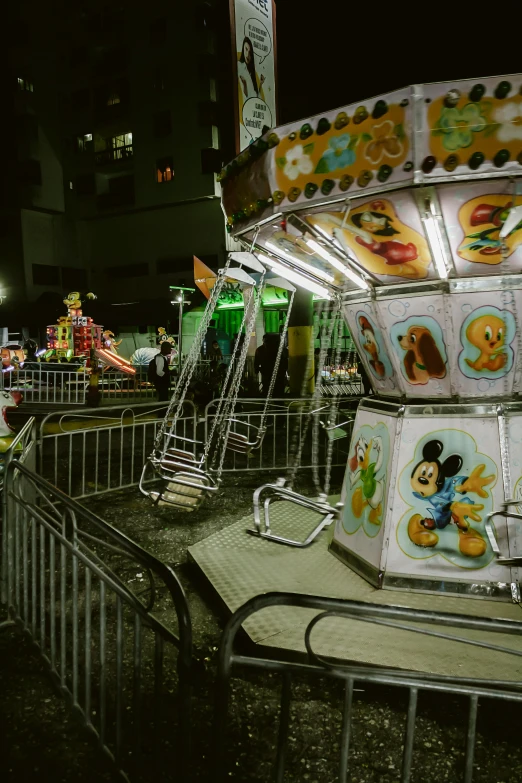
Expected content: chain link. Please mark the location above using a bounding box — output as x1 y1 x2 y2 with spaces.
214 274 267 478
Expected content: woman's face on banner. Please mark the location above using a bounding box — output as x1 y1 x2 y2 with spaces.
243 39 253 65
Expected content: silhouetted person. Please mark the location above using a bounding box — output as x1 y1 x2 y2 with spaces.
255 334 287 397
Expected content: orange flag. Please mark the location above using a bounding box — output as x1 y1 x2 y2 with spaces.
194 255 217 300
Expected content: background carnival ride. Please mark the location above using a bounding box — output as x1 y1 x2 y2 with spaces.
221 72 522 603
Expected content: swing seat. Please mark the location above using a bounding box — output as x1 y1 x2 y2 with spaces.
225 420 266 455
486 502 522 568
320 416 353 442
149 472 216 512
247 479 342 547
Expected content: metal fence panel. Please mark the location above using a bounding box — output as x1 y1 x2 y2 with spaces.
39 401 196 500
204 397 355 474
0 461 193 780
214 592 522 783
1 365 88 405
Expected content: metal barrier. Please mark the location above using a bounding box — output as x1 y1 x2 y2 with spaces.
1 365 88 405
39 401 197 500
38 397 356 500
204 397 356 474
98 369 157 404
0 461 193 780
1 417 37 604
215 592 522 783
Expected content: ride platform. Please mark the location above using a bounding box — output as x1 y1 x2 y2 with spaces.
188 498 522 680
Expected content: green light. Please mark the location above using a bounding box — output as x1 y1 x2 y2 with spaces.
217 301 244 310
169 286 196 292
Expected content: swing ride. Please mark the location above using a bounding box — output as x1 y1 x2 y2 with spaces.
205 71 522 604
139 256 300 510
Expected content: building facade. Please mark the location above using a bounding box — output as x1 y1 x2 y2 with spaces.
2 0 234 332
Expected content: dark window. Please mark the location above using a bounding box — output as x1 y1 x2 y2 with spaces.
18 159 41 186
201 147 221 174
195 3 217 29
97 175 135 210
70 46 88 67
76 173 96 196
198 100 218 127
153 66 165 91
71 88 90 110
16 114 38 140
153 110 171 138
106 263 148 280
32 264 60 286
62 267 88 290
156 156 174 183
150 17 167 44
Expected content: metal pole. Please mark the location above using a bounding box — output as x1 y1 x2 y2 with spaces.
178 291 183 372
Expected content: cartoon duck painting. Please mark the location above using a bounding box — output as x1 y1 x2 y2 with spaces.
63 291 96 316
307 198 432 280
407 440 494 558
464 314 506 372
457 196 522 265
349 435 384 525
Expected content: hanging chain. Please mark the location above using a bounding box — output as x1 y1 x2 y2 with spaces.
323 309 345 498
311 296 343 496
152 257 231 453
214 274 267 478
257 289 295 432
204 275 265 465
287 294 340 488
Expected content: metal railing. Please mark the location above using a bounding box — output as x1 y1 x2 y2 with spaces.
98 369 157 403
1 417 37 603
38 397 356 501
0 461 193 780
39 401 196 500
215 592 522 783
1 365 88 405
204 397 356 474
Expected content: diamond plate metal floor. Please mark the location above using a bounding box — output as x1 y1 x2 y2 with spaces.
188 499 522 680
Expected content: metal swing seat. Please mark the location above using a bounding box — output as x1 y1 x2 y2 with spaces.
248 297 350 547
225 420 267 455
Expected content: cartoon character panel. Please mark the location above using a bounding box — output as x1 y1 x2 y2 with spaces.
449 291 519 397
266 87 413 211
334 409 397 571
385 416 510 585
307 190 436 283
438 181 522 276
418 74 522 181
377 296 451 397
343 302 400 396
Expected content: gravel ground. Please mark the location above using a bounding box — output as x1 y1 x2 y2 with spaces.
1 467 522 783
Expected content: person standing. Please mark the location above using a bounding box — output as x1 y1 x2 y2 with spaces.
149 342 172 402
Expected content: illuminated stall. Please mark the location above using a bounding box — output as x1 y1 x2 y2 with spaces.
221 73 522 602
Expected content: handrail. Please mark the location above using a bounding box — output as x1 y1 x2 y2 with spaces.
5 460 193 673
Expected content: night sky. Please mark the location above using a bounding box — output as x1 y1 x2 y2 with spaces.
275 0 522 125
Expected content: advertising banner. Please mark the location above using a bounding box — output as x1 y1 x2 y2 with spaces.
231 0 277 152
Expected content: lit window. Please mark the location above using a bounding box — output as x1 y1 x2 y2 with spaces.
107 93 121 106
69 181 73 190
17 77 34 92
157 156 174 183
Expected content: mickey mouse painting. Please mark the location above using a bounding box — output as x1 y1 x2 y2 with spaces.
407 439 494 557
